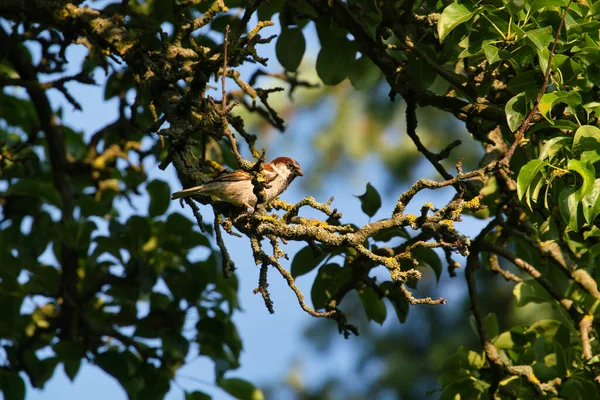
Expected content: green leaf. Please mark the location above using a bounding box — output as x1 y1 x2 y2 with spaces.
524 26 553 52
485 313 499 339
517 159 546 200
413 246 442 282
539 136 572 160
568 158 595 199
528 119 578 135
439 348 471 373
493 331 515 349
583 101 600 117
26 356 58 389
438 368 471 389
147 180 170 218
526 319 563 339
63 360 81 382
406 53 438 91
537 94 558 121
276 27 306 71
164 212 211 250
257 0 284 21
186 391 212 400
588 354 600 365
218 378 264 400
78 195 107 217
381 281 409 323
573 125 600 153
311 263 344 310
359 286 387 325
506 0 526 15
582 178 600 224
316 38 356 85
559 186 582 231
527 172 545 210
482 43 501 64
440 379 489 400
355 182 381 217
513 280 553 307
315 16 347 48
6 179 63 208
24 265 60 295
211 15 242 33
0 92 38 130
538 91 582 122
528 0 568 14
92 236 123 262
467 350 485 369
0 371 26 400
349 56 381 91
104 73 121 100
161 332 190 360
553 339 567 377
507 70 540 94
291 246 326 278
96 350 135 383
505 93 527 132
437 2 476 43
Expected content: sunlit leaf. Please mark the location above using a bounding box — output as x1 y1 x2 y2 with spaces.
582 178 600 224
505 93 527 132
573 125 600 153
539 136 572 160
524 26 553 52
438 2 476 43
517 159 546 201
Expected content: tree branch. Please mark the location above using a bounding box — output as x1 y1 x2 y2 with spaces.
1 26 80 339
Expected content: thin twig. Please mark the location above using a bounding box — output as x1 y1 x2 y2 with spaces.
399 285 446 305
221 25 229 115
580 315 593 361
214 210 235 277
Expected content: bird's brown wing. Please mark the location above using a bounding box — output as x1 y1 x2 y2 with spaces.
209 169 253 182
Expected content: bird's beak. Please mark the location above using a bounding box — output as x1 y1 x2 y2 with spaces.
296 167 304 177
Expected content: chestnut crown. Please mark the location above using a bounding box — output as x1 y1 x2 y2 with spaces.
271 157 304 177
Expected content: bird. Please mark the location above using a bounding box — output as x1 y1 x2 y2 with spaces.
171 157 304 210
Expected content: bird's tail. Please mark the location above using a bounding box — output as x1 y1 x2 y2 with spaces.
171 185 207 200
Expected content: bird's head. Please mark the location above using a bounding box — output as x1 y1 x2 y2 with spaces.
271 157 304 177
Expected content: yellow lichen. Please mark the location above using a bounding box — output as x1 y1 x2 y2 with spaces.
529 373 540 384
440 219 455 229
254 214 279 224
405 214 418 224
247 21 275 40
464 196 481 209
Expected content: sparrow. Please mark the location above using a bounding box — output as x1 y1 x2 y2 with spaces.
171 157 304 210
